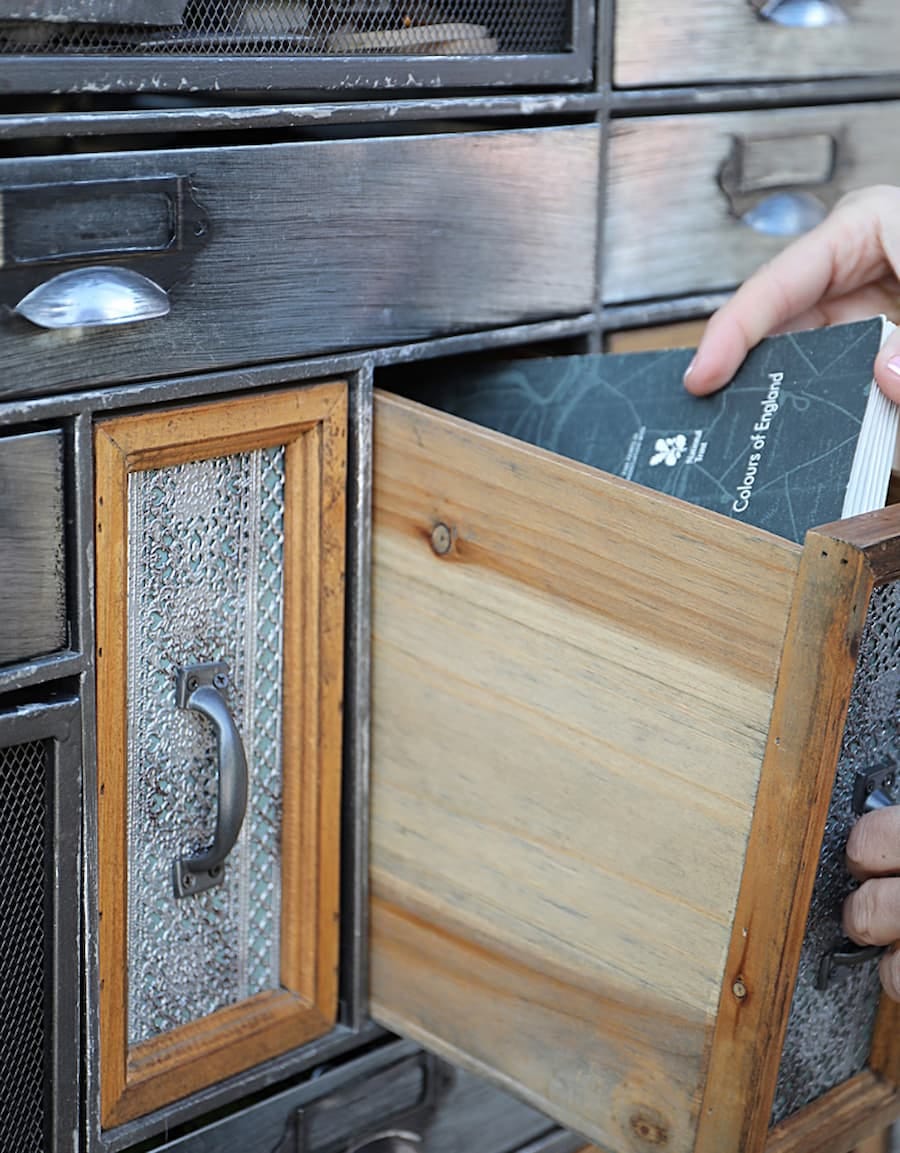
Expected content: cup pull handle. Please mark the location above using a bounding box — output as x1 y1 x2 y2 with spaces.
756 0 847 26
740 191 828 237
173 662 248 899
15 265 170 329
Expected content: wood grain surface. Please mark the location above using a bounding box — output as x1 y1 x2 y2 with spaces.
614 0 900 87
369 392 801 1152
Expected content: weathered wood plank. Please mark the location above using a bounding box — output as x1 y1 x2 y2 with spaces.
370 392 802 1151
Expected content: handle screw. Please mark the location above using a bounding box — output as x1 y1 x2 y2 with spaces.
431 522 453 556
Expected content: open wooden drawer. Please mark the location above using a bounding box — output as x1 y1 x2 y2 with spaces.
369 386 900 1153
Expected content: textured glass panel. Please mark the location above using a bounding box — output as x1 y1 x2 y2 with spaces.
773 580 900 1122
126 445 286 1045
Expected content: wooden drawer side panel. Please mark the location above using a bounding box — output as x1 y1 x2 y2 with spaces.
369 392 802 1151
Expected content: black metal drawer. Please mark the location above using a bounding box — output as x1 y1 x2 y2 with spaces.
151 1040 576 1153
0 125 600 401
0 429 66 665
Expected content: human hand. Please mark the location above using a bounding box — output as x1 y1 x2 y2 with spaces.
843 807 900 1000
683 185 900 403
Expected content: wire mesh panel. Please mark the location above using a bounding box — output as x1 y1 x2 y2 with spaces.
0 0 572 55
0 701 80 1153
0 738 50 1153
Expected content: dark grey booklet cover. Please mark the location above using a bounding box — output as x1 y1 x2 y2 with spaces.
414 318 893 545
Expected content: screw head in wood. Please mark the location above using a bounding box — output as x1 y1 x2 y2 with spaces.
732 978 748 1000
430 522 453 555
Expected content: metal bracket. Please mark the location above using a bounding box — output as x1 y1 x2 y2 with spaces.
852 765 897 816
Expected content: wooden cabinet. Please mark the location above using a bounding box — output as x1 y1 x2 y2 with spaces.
368 387 900 1153
93 383 347 1127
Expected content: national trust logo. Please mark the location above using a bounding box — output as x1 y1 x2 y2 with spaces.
649 434 688 467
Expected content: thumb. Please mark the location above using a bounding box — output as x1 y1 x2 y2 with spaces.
874 326 900 404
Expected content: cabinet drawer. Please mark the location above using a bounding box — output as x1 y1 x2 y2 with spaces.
614 0 899 87
93 383 346 1130
0 429 66 665
369 376 900 1153
151 1040 568 1153
604 103 897 304
0 0 593 94
0 125 599 401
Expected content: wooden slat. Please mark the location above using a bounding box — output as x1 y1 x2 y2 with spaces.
95 382 347 1128
605 319 708 355
765 1071 900 1153
370 392 801 1152
695 529 880 1153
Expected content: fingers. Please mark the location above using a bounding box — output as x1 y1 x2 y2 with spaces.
844 811 900 993
874 324 900 404
683 227 841 395
846 807 900 879
843 877 900 948
684 185 900 395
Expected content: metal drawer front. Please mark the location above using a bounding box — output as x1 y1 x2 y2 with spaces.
0 0 593 93
604 103 899 305
614 0 900 87
0 124 599 402
0 430 66 665
151 1040 563 1153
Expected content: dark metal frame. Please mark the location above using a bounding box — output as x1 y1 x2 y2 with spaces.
0 697 82 1153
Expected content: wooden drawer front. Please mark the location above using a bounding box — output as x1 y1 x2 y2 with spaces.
0 429 66 665
0 125 599 401
604 103 899 305
614 0 900 87
370 387 900 1153
94 383 346 1130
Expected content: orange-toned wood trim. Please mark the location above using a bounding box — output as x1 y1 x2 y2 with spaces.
817 505 900 580
95 382 347 1129
104 992 333 1130
869 991 900 1086
765 1071 900 1153
695 530 880 1153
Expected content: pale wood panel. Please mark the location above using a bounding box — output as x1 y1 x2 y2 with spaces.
606 320 708 355
370 392 802 1152
95 383 347 1128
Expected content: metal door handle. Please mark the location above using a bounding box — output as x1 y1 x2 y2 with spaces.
15 265 170 329
756 0 847 26
173 661 248 899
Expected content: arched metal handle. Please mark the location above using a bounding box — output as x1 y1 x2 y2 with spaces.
173 661 248 899
756 0 847 26
740 191 828 237
15 265 170 329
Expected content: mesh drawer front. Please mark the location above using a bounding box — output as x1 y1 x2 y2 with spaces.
0 739 50 1153
0 0 571 55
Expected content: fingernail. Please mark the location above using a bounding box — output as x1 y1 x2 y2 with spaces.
683 355 697 383
887 355 900 377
